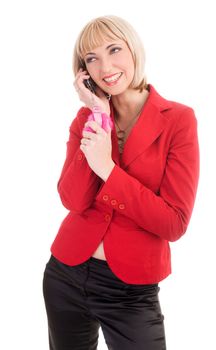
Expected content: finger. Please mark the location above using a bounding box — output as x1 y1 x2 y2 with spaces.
107 126 112 135
80 138 88 145
76 68 87 76
77 73 90 81
79 74 91 85
74 73 90 88
80 132 98 145
82 130 100 140
84 121 106 135
80 144 86 153
75 70 90 80
73 70 90 84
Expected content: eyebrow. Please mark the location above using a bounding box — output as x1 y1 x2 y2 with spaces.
85 43 120 56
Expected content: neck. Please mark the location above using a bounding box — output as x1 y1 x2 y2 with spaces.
111 87 149 123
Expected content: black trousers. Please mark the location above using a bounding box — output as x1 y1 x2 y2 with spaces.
43 255 166 350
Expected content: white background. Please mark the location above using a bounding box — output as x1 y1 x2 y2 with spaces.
0 0 215 349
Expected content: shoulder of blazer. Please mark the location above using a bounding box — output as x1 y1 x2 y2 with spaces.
148 84 196 126
148 84 193 112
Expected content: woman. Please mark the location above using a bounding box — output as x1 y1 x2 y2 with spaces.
43 15 199 350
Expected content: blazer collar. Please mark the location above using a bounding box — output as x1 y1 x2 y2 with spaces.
110 84 172 168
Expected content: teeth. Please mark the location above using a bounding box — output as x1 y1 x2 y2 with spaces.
104 73 122 82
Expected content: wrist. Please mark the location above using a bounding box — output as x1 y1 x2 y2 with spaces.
91 104 110 116
100 160 115 182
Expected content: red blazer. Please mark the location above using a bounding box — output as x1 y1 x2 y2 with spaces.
50 84 199 284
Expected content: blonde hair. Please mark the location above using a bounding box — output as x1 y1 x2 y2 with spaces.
72 15 147 92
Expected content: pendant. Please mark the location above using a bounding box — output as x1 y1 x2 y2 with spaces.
117 130 125 139
117 130 125 154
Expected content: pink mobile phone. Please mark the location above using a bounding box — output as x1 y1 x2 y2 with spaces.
83 106 113 133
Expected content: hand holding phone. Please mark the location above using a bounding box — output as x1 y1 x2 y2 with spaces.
74 65 111 116
81 64 110 99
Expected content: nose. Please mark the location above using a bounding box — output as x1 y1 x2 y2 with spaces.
99 57 113 77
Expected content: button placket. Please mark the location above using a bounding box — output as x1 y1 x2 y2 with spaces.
111 199 117 206
103 194 109 201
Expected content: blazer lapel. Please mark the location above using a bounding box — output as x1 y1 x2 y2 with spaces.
110 85 172 169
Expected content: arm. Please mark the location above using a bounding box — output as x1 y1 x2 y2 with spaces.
57 108 101 212
96 107 200 242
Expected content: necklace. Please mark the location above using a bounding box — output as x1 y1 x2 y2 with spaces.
114 106 143 154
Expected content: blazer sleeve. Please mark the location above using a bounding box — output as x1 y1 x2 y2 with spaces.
96 107 200 242
57 108 101 212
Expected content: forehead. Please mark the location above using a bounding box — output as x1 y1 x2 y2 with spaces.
84 40 125 56
79 25 126 58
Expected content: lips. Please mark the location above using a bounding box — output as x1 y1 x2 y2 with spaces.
103 72 123 85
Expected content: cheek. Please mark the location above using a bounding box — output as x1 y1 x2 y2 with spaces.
86 64 98 80
126 55 135 76
117 53 134 77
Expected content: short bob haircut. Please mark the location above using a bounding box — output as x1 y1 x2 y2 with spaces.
72 15 147 92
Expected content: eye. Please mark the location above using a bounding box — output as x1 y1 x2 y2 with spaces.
110 47 121 54
85 47 121 64
86 57 96 64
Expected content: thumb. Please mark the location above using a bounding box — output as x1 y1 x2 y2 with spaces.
107 126 112 136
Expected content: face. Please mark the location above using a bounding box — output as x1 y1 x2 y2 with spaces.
83 39 135 96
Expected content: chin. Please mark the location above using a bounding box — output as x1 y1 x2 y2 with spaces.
112 89 128 97
108 85 129 96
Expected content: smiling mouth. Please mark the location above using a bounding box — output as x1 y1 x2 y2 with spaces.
103 72 123 83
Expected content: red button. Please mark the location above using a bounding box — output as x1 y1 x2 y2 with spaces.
103 195 109 201
105 214 111 222
77 154 83 160
111 199 117 205
119 203 125 210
